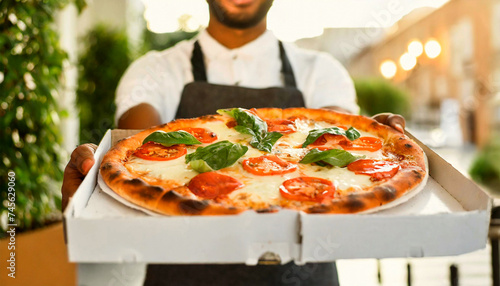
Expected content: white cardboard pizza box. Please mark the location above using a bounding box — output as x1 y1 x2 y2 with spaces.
64 130 491 264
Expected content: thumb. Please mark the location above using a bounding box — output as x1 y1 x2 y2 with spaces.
70 143 98 175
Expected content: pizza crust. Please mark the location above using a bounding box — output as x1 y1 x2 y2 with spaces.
360 154 429 214
100 108 428 215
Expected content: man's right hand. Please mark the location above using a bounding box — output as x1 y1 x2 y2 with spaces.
61 103 160 211
61 143 98 211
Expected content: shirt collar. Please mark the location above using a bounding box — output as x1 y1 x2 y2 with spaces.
197 29 279 60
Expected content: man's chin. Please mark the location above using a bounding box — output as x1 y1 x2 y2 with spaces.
222 19 261 30
208 0 273 29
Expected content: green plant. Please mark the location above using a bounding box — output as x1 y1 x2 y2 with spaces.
353 78 411 117
0 0 85 235
142 30 198 52
77 25 131 144
469 136 500 192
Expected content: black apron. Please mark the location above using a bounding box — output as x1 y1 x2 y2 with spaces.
175 40 305 118
144 40 338 286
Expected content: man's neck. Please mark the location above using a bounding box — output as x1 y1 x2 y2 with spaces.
206 19 267 49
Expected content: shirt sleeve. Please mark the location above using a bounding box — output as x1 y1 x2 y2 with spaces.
114 51 166 125
307 53 360 114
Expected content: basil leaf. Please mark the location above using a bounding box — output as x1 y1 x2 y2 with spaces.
217 108 237 119
250 131 283 152
218 108 282 152
345 127 361 141
143 130 201 146
300 148 361 167
234 125 257 137
189 160 214 173
219 108 267 135
185 140 248 171
314 161 327 167
321 153 360 167
301 127 361 148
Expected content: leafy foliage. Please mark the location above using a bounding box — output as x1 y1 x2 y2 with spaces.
77 25 131 144
143 131 201 146
142 30 198 52
0 0 85 234
218 108 282 152
353 78 411 117
469 136 500 192
299 148 361 167
185 141 248 173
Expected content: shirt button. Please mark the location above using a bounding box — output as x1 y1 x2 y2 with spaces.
232 55 237 60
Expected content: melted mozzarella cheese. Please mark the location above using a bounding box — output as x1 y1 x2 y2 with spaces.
349 149 384 160
298 165 372 191
223 165 297 205
125 118 388 207
197 121 251 143
125 156 198 183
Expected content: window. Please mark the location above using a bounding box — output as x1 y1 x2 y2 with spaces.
493 3 500 50
450 18 473 77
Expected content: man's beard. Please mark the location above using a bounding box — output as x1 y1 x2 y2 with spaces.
207 0 274 29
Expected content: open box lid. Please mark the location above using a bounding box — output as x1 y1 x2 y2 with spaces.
64 130 492 264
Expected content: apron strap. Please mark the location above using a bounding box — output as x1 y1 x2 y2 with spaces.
278 41 297 88
191 41 208 82
191 40 298 88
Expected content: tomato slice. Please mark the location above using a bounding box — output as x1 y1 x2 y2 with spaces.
311 133 347 150
266 119 296 134
187 172 244 199
347 159 399 180
242 155 298 176
226 120 237 128
280 177 336 202
178 127 217 143
340 137 383 152
133 142 186 161
311 134 382 152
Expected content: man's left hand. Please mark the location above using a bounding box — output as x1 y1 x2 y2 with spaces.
372 113 405 133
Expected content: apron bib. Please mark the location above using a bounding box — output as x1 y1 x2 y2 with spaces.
144 39 338 286
175 40 305 119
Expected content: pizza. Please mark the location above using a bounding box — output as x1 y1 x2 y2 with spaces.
99 108 427 215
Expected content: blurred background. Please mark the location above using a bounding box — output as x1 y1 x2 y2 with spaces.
1 0 500 285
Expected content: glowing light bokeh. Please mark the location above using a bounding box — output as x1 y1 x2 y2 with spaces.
425 39 441 58
380 60 397 79
399 52 417 71
408 40 423 57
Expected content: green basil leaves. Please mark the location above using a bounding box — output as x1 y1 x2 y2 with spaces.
249 132 283 153
302 127 361 148
143 130 201 146
300 148 362 167
218 108 282 152
185 141 248 173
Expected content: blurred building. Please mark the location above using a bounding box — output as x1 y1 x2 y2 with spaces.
296 28 385 66
348 0 500 146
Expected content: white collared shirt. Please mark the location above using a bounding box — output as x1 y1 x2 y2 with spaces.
115 30 359 124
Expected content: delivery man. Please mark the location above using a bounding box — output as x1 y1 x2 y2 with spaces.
62 0 405 285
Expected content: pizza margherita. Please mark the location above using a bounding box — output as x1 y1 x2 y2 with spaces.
99 108 427 215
